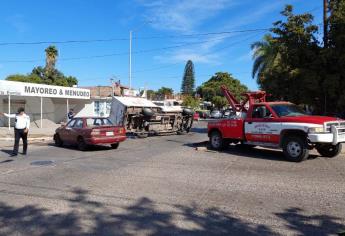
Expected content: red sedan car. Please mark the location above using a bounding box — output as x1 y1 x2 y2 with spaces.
54 117 126 150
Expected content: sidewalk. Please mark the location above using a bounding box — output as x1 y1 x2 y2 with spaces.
0 125 59 142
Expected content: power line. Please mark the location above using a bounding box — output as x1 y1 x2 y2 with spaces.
0 28 269 46
133 33 261 73
0 38 129 46
0 6 325 47
0 32 258 63
136 28 269 40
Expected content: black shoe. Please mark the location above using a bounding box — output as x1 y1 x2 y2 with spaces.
21 152 27 156
10 153 18 157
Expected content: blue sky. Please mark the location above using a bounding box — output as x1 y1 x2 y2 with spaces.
0 0 323 92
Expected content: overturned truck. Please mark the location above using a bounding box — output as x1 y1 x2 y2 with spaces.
109 96 194 137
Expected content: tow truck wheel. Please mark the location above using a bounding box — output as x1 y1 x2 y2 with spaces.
210 131 228 150
316 143 342 158
282 136 309 162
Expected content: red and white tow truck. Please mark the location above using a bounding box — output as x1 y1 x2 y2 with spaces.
208 86 345 162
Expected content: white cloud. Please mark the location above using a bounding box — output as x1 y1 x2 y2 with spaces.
138 0 284 65
222 0 288 30
6 14 30 33
138 0 236 32
155 48 220 64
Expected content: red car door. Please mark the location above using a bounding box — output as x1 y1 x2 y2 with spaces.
60 119 76 143
69 118 84 144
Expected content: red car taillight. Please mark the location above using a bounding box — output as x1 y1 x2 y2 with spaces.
91 129 101 136
118 128 125 134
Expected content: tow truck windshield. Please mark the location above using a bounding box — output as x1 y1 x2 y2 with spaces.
271 104 306 117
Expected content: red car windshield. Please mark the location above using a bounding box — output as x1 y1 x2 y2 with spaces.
86 118 113 127
271 104 306 117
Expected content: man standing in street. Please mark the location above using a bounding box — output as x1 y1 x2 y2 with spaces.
0 107 30 157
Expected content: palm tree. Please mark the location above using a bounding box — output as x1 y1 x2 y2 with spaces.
251 35 279 81
45 45 58 72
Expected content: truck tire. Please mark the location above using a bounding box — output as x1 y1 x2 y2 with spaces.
209 131 228 150
182 108 194 116
316 143 342 158
282 136 309 162
142 108 154 117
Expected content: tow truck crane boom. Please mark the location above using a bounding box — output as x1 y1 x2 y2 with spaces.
220 85 267 112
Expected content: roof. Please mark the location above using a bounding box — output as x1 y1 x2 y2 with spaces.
113 96 158 107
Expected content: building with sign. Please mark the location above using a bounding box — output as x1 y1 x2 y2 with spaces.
0 80 92 128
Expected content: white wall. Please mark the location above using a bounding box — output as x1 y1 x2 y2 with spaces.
75 101 94 117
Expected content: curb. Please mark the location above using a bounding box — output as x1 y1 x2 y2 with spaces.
0 137 53 141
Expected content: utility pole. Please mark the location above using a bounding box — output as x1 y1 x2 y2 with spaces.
323 0 328 48
129 30 132 89
110 78 114 97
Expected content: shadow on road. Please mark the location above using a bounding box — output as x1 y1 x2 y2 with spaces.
0 159 14 164
275 207 345 236
0 187 271 235
184 142 319 162
47 143 112 152
0 149 13 155
0 188 343 235
190 127 207 134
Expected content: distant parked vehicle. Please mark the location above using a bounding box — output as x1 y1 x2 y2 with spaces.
54 117 126 151
222 110 232 118
210 110 222 119
193 112 200 121
196 110 210 119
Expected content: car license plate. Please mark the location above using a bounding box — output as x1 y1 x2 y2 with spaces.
106 131 113 136
156 116 161 120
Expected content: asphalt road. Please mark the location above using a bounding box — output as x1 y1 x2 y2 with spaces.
0 121 344 236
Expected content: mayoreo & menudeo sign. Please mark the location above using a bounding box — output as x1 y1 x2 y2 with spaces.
0 80 90 99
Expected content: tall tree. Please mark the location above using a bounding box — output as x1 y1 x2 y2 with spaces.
45 45 59 72
323 0 345 113
156 87 174 99
251 5 320 105
251 34 280 82
181 60 195 95
197 72 248 102
182 95 199 109
6 45 78 87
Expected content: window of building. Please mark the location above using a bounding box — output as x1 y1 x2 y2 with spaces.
106 102 111 115
94 101 100 116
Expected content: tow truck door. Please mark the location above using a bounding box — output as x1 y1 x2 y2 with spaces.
244 105 281 144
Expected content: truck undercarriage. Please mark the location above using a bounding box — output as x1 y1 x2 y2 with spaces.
109 97 193 137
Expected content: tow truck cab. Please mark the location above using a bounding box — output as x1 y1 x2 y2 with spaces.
208 87 345 162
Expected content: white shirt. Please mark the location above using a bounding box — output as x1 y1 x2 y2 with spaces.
4 113 30 129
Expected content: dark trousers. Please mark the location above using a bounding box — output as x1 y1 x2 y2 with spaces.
13 129 28 155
